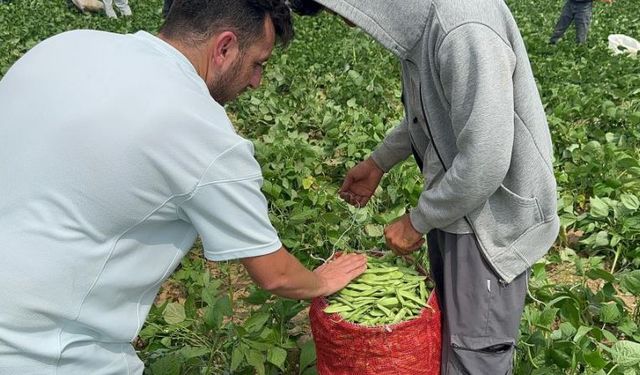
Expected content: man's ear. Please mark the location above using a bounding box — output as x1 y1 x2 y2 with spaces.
211 31 240 70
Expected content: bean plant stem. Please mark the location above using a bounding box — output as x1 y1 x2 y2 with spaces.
610 244 621 274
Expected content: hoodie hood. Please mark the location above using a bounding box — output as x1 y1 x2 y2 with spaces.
314 0 431 59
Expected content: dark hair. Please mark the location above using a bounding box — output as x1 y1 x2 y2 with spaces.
160 0 294 48
288 0 323 16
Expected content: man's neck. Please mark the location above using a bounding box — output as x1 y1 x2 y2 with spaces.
158 34 209 80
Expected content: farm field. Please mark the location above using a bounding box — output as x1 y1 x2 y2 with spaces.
1 0 639 374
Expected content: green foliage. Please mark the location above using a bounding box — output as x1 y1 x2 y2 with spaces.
137 254 307 375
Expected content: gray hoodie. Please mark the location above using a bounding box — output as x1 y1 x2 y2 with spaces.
314 0 560 283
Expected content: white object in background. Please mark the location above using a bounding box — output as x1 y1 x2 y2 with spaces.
608 34 640 57
71 0 104 13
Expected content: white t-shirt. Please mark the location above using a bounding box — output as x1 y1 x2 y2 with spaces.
0 30 282 374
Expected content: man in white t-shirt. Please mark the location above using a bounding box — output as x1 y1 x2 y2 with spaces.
0 1 367 374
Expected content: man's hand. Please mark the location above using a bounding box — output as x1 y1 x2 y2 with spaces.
313 253 367 296
241 248 366 299
339 158 384 207
384 213 425 255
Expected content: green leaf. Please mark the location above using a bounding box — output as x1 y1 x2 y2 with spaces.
204 305 221 330
586 268 615 283
600 302 621 324
244 311 271 332
267 346 288 370
583 350 608 370
246 339 272 351
163 302 186 325
621 194 640 211
160 336 172 348
582 141 602 156
178 346 210 359
246 349 266 375
620 271 640 295
290 209 319 223
560 322 577 339
204 296 231 330
539 307 559 327
574 326 592 343
364 223 384 237
549 348 572 369
149 354 183 375
602 328 618 343
302 175 315 190
245 288 271 305
612 340 640 367
202 280 222 306
231 345 245 371
590 197 609 218
619 318 638 337
215 295 233 316
581 231 610 248
299 340 317 371
560 303 580 328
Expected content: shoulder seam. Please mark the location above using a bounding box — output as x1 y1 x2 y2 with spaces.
435 21 514 71
175 140 259 217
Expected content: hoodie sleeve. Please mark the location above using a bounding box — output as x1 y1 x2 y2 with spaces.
369 116 412 172
409 23 517 234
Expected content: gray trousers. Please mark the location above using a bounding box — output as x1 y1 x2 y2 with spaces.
549 0 593 44
427 229 528 375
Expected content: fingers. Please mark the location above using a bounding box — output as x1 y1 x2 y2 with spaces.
385 235 425 255
338 175 358 205
346 261 367 278
315 253 368 296
332 253 367 272
394 238 425 255
338 191 355 204
410 238 426 251
340 192 371 207
338 174 353 196
339 190 370 207
383 214 425 255
337 256 368 279
318 253 366 272
314 261 328 272
339 165 374 207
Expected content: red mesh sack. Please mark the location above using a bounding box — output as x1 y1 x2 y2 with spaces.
309 292 441 374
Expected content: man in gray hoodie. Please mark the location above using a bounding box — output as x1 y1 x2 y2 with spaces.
291 0 560 373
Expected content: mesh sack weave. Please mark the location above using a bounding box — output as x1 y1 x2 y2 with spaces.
310 291 441 374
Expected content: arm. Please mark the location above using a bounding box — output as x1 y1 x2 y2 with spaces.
177 140 367 298
340 118 411 207
369 117 412 172
409 24 516 234
241 249 367 299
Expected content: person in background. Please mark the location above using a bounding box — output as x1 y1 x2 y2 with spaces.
0 1 367 374
549 0 613 45
103 0 132 18
290 0 560 374
70 0 105 14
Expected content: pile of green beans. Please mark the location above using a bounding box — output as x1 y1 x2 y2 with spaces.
324 254 430 326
